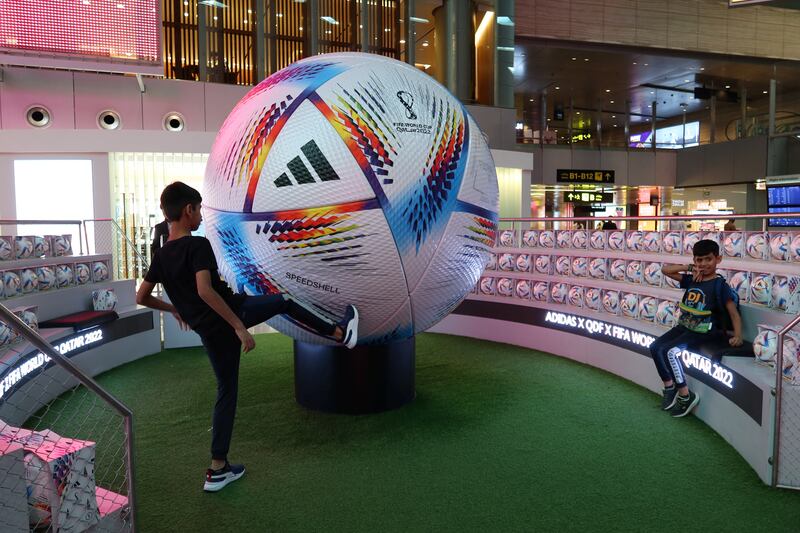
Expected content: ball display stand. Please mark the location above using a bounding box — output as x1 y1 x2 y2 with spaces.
294 336 416 414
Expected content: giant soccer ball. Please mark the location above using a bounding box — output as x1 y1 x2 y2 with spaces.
203 53 499 345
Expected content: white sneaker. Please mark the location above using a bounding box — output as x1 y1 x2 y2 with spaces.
203 462 245 492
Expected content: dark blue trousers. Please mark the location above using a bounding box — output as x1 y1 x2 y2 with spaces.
649 325 725 387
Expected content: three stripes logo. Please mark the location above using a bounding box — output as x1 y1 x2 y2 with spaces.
273 140 340 187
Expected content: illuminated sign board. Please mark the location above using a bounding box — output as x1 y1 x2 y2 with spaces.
563 191 614 204
453 300 764 424
557 169 615 184
0 313 153 403
0 1 161 74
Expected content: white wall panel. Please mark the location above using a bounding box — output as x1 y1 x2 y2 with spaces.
0 68 75 130
141 77 206 132
74 73 144 130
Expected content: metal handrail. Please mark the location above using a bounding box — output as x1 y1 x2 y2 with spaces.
0 219 86 255
83 217 150 272
772 314 800 489
0 303 136 530
500 212 800 232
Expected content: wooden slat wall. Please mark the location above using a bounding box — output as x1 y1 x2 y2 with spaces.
162 0 400 84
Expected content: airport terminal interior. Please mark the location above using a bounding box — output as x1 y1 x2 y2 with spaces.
1 0 800 531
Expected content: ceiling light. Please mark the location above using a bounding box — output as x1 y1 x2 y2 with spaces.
276 13 283 17
583 58 589 61
422 41 429 47
555 86 560 90
610 100 614 104
763 90 768 94
632 62 637 65
605 89 610 93
399 39 406 44
385 28 390 32
576 111 581 115
700 67 705 71
321 16 339 25
644 63 648 66
572 57 577 61
184 11 189 16
612 115 616 118
326 30 332 34
684 79 690 82
529 99 534 102
497 16 514 26
725 85 730 89
497 46 515 52
409 16 429 23
199 0 226 6
650 91 655 94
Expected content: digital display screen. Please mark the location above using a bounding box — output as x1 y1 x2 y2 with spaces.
768 207 800 227
767 185 800 207
630 122 700 149
0 0 160 69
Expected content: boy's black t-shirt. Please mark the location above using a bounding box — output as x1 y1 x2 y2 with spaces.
144 236 244 335
677 274 732 333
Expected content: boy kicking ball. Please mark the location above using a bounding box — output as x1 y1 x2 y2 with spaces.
136 182 359 492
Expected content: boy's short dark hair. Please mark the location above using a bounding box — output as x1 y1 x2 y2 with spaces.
160 182 202 222
692 239 720 257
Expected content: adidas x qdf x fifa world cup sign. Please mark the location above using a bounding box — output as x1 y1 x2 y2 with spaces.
203 53 499 346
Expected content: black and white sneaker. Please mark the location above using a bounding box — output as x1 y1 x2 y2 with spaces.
204 462 245 492
340 305 359 349
670 391 700 418
661 387 678 411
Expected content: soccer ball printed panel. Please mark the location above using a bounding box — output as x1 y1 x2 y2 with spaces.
522 230 538 247
643 262 662 287
791 234 800 262
567 285 584 307
33 236 49 257
602 290 620 315
498 253 515 271
585 288 602 310
723 232 743 258
656 300 677 327
664 274 680 289
662 231 681 254
534 254 551 275
74 263 91 285
607 231 624 251
729 271 750 302
92 261 110 282
556 230 572 249
515 280 531 299
16 307 38 331
0 237 13 261
621 293 638 318
555 256 570 276
571 257 588 277
638 296 658 322
56 265 74 288
515 254 531 272
588 257 607 280
499 230 516 247
625 261 642 284
497 278 514 297
625 231 643 252
702 232 720 246
15 236 33 259
486 253 497 270
550 282 568 304
3 271 21 297
571 230 587 249
539 230 555 248
51 235 72 256
479 277 496 295
203 53 499 345
769 233 791 261
683 232 700 255
35 267 56 291
750 273 772 306
532 281 549 301
589 230 606 250
745 233 767 260
642 231 660 252
609 259 626 281
772 276 790 310
20 268 38 293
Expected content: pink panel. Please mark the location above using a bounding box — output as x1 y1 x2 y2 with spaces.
141 78 206 132
204 83 250 133
0 0 159 63
0 68 75 129
74 72 143 130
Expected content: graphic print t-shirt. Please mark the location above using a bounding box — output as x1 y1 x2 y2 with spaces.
677 274 731 333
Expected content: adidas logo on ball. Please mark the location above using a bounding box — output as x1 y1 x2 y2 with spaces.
273 139 340 187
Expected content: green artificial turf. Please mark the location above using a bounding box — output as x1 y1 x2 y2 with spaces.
35 332 800 532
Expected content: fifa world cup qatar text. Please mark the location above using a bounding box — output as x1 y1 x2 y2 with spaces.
203 52 499 345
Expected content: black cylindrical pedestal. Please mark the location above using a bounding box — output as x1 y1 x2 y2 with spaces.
293 336 415 414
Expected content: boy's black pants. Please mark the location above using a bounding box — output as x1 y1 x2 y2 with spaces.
199 294 337 461
650 325 726 387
